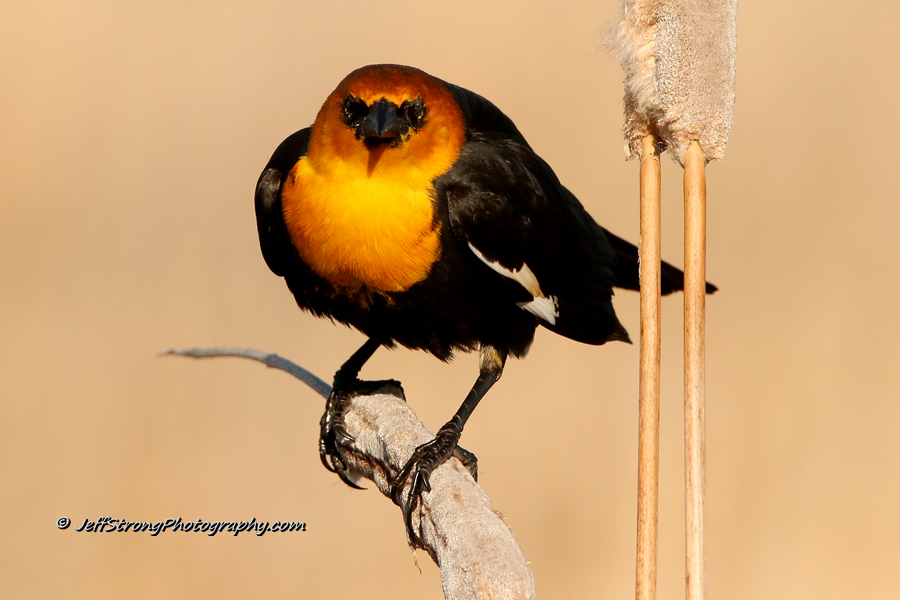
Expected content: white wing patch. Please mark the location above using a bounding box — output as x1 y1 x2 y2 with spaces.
517 296 559 324
468 242 560 325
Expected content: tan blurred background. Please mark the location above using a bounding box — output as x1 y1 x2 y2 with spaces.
2 0 898 598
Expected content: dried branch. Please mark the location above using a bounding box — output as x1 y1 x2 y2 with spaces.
164 346 331 398
163 346 535 600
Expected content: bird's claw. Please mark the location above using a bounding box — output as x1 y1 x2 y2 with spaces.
451 445 478 481
319 382 365 488
320 377 406 490
390 420 475 548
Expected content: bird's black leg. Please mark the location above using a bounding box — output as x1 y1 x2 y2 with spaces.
390 346 507 547
319 338 382 489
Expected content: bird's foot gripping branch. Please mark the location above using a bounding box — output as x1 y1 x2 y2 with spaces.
390 416 472 548
164 347 535 600
320 375 406 490
322 373 480 548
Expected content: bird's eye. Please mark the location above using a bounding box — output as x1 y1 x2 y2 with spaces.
341 96 368 126
400 97 426 130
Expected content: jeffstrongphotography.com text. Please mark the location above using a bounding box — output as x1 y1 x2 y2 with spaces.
56 516 306 536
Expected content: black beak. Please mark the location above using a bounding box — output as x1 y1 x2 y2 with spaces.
363 99 402 139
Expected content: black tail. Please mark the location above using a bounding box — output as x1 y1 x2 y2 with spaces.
604 230 718 295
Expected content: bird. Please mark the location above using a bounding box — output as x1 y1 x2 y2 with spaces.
255 64 715 545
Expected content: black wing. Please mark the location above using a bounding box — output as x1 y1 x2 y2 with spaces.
438 133 630 346
435 83 627 345
254 128 311 277
440 80 717 301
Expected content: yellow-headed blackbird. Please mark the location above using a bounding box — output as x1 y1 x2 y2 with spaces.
255 64 714 543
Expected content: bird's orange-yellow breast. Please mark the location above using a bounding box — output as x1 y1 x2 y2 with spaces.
282 159 443 292
280 65 466 294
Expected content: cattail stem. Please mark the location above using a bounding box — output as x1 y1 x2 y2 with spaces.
636 134 662 600
683 141 706 600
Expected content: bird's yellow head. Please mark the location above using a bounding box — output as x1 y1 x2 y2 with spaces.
306 64 466 178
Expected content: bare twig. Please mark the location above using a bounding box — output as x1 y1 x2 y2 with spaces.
162 346 535 600
163 346 331 398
